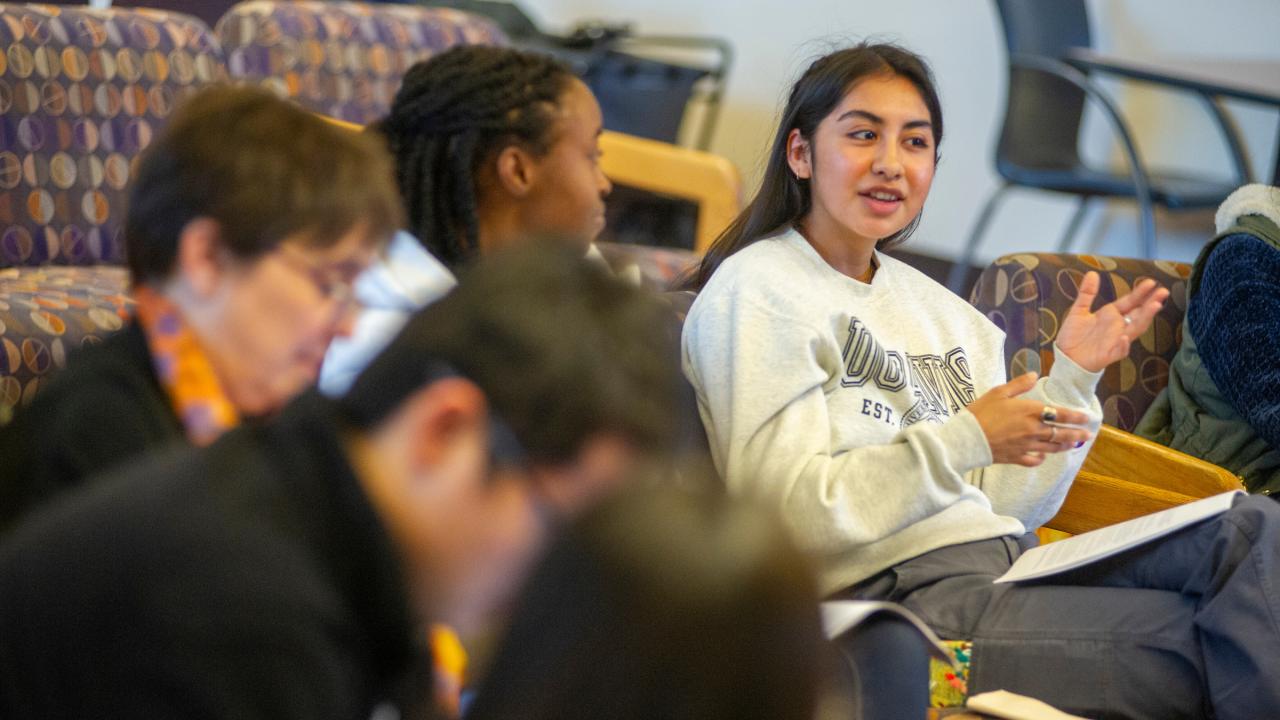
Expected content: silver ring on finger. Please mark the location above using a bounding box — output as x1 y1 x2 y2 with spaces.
1122 314 1133 326
1040 405 1057 424
1048 425 1058 443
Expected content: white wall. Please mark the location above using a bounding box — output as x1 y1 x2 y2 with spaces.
522 0 1280 265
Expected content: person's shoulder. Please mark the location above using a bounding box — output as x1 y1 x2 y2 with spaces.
876 251 1002 338
1 324 177 477
695 232 831 312
1192 233 1280 326
33 323 158 399
714 231 815 279
1 438 338 614
1203 232 1280 278
16 327 173 432
0 422 371 716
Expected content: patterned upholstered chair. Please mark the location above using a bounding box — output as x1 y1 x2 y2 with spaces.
217 0 506 124
0 3 227 424
969 252 1191 431
920 253 1248 710
968 252 1243 537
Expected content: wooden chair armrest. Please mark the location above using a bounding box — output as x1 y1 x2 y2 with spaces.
598 131 741 254
322 115 363 133
1045 471 1201 535
1082 425 1244 495
1043 425 1245 536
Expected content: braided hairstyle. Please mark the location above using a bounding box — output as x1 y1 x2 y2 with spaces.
376 45 577 269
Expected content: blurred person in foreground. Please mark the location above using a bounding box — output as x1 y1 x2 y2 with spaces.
0 246 681 720
466 485 826 720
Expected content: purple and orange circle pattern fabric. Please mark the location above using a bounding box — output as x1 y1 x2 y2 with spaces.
0 264 131 423
217 0 506 125
969 253 1191 431
0 3 226 269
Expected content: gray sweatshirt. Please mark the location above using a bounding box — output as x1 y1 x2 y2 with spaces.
682 230 1103 594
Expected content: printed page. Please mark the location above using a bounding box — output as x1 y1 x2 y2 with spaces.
996 491 1243 584
966 690 1087 720
821 600 955 665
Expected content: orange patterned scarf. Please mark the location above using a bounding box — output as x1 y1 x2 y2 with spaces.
133 286 240 446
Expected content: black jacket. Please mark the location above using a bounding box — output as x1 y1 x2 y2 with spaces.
0 322 183 532
0 393 429 719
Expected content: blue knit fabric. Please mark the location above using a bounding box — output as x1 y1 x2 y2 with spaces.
1188 233 1280 450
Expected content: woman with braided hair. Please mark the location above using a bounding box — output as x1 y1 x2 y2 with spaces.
321 45 612 395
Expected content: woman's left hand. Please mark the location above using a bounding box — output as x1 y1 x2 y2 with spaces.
1056 271 1170 373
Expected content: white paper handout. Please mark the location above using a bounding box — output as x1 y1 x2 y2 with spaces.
820 600 956 666
996 490 1244 584
966 690 1088 720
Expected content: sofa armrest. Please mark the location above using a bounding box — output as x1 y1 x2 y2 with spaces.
598 131 741 254
1044 425 1245 535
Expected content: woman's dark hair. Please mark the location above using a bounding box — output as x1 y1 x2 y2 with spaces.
689 42 943 289
376 45 577 270
125 85 401 286
465 486 824 720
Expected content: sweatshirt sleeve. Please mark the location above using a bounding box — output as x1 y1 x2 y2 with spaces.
966 346 1103 530
684 292 998 555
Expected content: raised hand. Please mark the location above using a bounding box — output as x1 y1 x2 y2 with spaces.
968 372 1094 467
1056 271 1169 373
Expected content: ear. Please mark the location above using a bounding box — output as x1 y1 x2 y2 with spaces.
493 144 538 199
404 377 490 480
785 128 812 180
173 217 227 298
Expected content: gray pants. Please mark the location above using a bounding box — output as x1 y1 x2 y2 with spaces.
841 495 1280 720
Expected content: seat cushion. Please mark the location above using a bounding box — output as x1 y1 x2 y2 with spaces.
0 265 132 424
218 0 507 124
968 253 1191 430
0 4 226 268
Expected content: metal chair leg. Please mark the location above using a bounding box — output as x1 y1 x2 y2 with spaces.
1057 197 1090 253
947 183 1010 295
1136 191 1157 259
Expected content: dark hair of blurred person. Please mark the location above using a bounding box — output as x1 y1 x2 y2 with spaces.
465 485 825 720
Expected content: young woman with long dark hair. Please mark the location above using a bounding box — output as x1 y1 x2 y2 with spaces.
683 42 1280 719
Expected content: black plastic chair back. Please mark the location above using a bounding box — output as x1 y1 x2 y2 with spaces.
997 0 1090 57
994 0 1092 175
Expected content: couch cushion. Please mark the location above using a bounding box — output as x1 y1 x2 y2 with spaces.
968 253 1191 430
0 3 226 268
218 0 506 125
0 265 132 424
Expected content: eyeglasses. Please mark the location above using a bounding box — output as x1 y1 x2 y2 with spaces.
274 245 359 309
